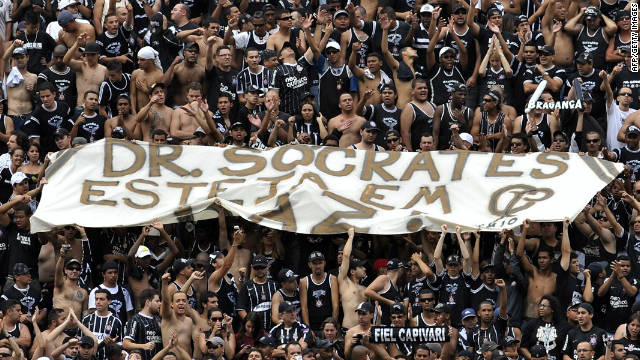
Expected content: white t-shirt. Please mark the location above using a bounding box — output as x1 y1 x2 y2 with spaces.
46 18 90 40
88 284 134 314
233 30 269 50
606 100 636 150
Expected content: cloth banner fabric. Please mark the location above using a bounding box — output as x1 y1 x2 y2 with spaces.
30 139 624 234
370 326 451 343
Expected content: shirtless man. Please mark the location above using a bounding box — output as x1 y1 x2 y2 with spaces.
328 93 366 148
136 83 174 141
162 42 206 107
130 47 164 113
349 42 387 106
161 273 199 357
338 228 368 329
56 10 96 50
400 78 436 151
53 245 88 320
105 96 141 139
541 0 574 66
170 83 214 139
379 18 417 109
266 9 305 54
63 35 108 107
517 218 571 318
3 42 36 126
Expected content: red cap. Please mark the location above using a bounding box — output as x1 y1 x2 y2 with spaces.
373 259 388 270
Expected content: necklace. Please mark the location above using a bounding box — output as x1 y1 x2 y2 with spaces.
25 30 38 45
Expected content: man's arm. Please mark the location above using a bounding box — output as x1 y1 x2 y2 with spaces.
364 275 394 306
560 217 572 271
160 273 173 319
299 277 310 325
330 274 339 320
516 219 535 274
93 0 105 36
338 228 356 282
433 225 447 275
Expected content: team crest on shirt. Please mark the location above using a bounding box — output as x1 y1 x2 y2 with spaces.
105 323 112 333
589 334 597 346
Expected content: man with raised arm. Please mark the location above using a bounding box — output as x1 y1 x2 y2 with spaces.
53 244 88 319
161 273 199 357
208 205 241 319
338 228 367 329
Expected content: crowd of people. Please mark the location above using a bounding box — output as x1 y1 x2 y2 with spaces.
0 0 636 358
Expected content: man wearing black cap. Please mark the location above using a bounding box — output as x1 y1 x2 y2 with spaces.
529 344 547 360
610 124 640 181
351 121 384 150
167 258 197 310
611 45 640 110
433 225 473 326
54 244 88 319
564 6 617 71
433 81 472 150
561 303 608 360
269 302 311 347
88 260 134 324
271 269 300 325
345 302 386 359
300 251 338 332
365 258 403 325
1 262 43 321
235 85 262 134
522 45 565 101
23 81 72 153
566 52 606 122
237 255 279 330
162 42 205 107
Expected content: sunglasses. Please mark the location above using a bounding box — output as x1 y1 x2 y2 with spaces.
619 16 631 20
279 16 293 21
326 50 339 55
386 138 400 142
586 139 600 143
511 142 523 146
619 92 633 96
208 344 223 349
419 298 435 302
253 22 266 27
482 98 495 102
210 317 224 322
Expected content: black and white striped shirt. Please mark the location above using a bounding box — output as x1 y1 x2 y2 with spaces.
82 311 123 360
236 65 272 113
237 279 279 330
124 313 162 360
271 55 313 116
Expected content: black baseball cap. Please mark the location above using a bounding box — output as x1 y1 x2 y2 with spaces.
309 251 325 262
355 302 374 313
447 254 461 266
278 268 298 282
252 255 269 268
361 121 380 132
349 258 367 272
387 258 403 270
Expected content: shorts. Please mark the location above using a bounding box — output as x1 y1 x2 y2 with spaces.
10 113 30 130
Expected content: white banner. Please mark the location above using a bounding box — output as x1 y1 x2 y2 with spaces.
30 139 623 234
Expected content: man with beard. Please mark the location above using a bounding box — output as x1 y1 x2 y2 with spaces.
566 53 606 125
433 82 472 150
38 45 77 109
468 279 508 353
338 228 367 329
123 289 163 360
68 90 107 143
411 289 437 327
351 121 384 150
300 251 339 332
53 246 87 319
160 273 198 357
328 93 366 148
162 42 206 107
23 82 71 153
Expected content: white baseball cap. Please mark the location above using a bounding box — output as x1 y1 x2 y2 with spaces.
10 172 28 186
420 4 434 13
135 245 152 258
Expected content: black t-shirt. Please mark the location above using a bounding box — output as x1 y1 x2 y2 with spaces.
124 313 162 360
206 66 238 113
160 21 197 70
523 65 566 100
37 66 78 110
562 325 608 360
5 223 41 278
23 102 72 153
600 275 640 332
567 69 605 120
271 57 313 116
17 31 57 75
478 27 520 58
96 26 134 74
612 65 640 110
98 73 132 118
65 112 107 143
521 319 572 360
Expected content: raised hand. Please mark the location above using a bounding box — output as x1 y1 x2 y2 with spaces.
495 278 506 288
441 224 448 233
